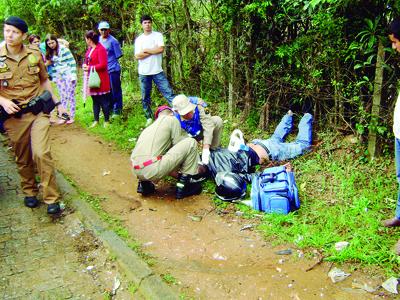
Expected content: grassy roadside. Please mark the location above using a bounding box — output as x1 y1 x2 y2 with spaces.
70 77 400 276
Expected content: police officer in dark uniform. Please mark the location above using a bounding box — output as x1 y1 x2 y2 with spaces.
0 16 67 214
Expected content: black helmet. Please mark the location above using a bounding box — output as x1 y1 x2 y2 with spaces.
215 172 247 201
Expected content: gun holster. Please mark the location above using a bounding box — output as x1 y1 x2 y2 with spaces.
0 90 54 121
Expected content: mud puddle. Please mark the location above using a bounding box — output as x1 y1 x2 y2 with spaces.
49 124 387 299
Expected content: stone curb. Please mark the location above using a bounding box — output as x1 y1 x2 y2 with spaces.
55 172 179 300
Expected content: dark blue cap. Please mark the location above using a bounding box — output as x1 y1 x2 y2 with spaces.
4 16 28 33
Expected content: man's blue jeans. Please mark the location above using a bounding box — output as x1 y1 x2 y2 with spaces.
109 70 123 115
252 113 313 161
139 72 175 119
395 138 400 219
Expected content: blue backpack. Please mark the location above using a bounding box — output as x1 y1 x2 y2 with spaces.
250 166 300 214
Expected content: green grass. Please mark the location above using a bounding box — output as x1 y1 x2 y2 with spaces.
71 77 400 276
257 133 400 275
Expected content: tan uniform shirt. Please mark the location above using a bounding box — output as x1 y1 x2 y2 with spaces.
198 105 216 145
131 115 186 164
0 44 48 104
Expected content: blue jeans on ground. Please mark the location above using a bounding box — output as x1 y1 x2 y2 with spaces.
395 138 400 219
252 113 313 161
109 70 123 115
139 71 175 120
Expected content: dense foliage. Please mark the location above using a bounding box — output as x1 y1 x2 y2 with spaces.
2 1 400 152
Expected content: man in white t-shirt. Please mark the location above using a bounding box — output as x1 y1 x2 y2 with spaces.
134 15 175 127
383 19 400 255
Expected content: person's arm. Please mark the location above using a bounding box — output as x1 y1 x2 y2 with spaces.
170 117 186 146
142 45 164 55
113 39 123 59
198 105 215 149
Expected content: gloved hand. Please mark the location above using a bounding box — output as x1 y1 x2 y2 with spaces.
202 148 210 165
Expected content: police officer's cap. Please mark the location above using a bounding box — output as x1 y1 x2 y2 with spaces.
4 16 28 33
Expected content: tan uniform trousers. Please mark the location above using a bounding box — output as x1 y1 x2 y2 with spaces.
210 116 223 149
4 112 60 204
133 138 199 182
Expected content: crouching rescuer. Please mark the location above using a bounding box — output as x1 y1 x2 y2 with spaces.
130 106 206 199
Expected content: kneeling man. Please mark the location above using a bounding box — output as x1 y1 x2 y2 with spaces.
131 106 204 199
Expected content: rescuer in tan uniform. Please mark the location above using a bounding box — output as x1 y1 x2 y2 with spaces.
131 106 204 199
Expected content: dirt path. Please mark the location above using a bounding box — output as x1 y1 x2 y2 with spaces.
49 124 383 300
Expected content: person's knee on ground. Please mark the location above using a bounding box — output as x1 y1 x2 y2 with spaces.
137 180 155 196
176 173 203 199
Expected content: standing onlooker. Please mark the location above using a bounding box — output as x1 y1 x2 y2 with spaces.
134 15 175 127
0 16 66 214
45 34 77 124
83 30 111 128
383 19 400 255
98 21 123 117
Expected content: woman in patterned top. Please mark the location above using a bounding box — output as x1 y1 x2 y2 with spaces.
45 34 77 124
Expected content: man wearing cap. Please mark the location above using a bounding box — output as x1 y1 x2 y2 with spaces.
134 15 175 127
98 21 123 117
172 94 223 165
0 16 67 214
131 106 204 199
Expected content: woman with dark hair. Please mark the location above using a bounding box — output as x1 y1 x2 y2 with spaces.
82 30 111 128
28 34 40 46
45 34 77 124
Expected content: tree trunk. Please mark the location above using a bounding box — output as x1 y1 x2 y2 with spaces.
228 31 235 119
368 40 384 159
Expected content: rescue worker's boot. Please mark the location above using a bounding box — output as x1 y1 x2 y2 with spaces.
137 181 155 196
176 174 202 199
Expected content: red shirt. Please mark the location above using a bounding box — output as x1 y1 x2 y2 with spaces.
85 43 110 94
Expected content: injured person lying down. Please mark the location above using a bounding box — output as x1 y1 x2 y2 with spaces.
207 110 313 180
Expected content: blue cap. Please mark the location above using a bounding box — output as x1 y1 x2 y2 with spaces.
98 21 110 30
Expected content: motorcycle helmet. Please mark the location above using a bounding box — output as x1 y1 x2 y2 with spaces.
215 171 247 201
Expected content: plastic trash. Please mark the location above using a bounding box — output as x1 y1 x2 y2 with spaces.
335 241 350 251
382 277 399 294
328 267 351 283
112 277 121 295
228 129 245 152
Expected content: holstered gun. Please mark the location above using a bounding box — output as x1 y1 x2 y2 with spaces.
0 90 54 122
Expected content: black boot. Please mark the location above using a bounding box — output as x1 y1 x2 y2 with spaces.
137 181 155 196
176 174 202 199
24 196 39 208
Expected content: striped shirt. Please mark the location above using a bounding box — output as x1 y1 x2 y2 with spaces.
48 45 77 81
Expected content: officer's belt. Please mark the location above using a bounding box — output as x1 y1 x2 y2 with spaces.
252 142 272 160
132 156 162 170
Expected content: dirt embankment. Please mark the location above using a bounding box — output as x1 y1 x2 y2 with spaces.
49 124 384 300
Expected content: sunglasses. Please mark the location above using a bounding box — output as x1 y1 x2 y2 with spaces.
99 29 108 31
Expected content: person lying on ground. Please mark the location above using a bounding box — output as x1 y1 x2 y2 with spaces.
172 94 223 166
130 106 207 199
207 110 313 179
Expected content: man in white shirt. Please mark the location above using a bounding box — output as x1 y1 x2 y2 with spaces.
383 19 400 255
134 15 175 127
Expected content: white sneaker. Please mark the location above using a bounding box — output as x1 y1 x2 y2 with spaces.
145 118 153 127
103 122 110 128
89 121 98 128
